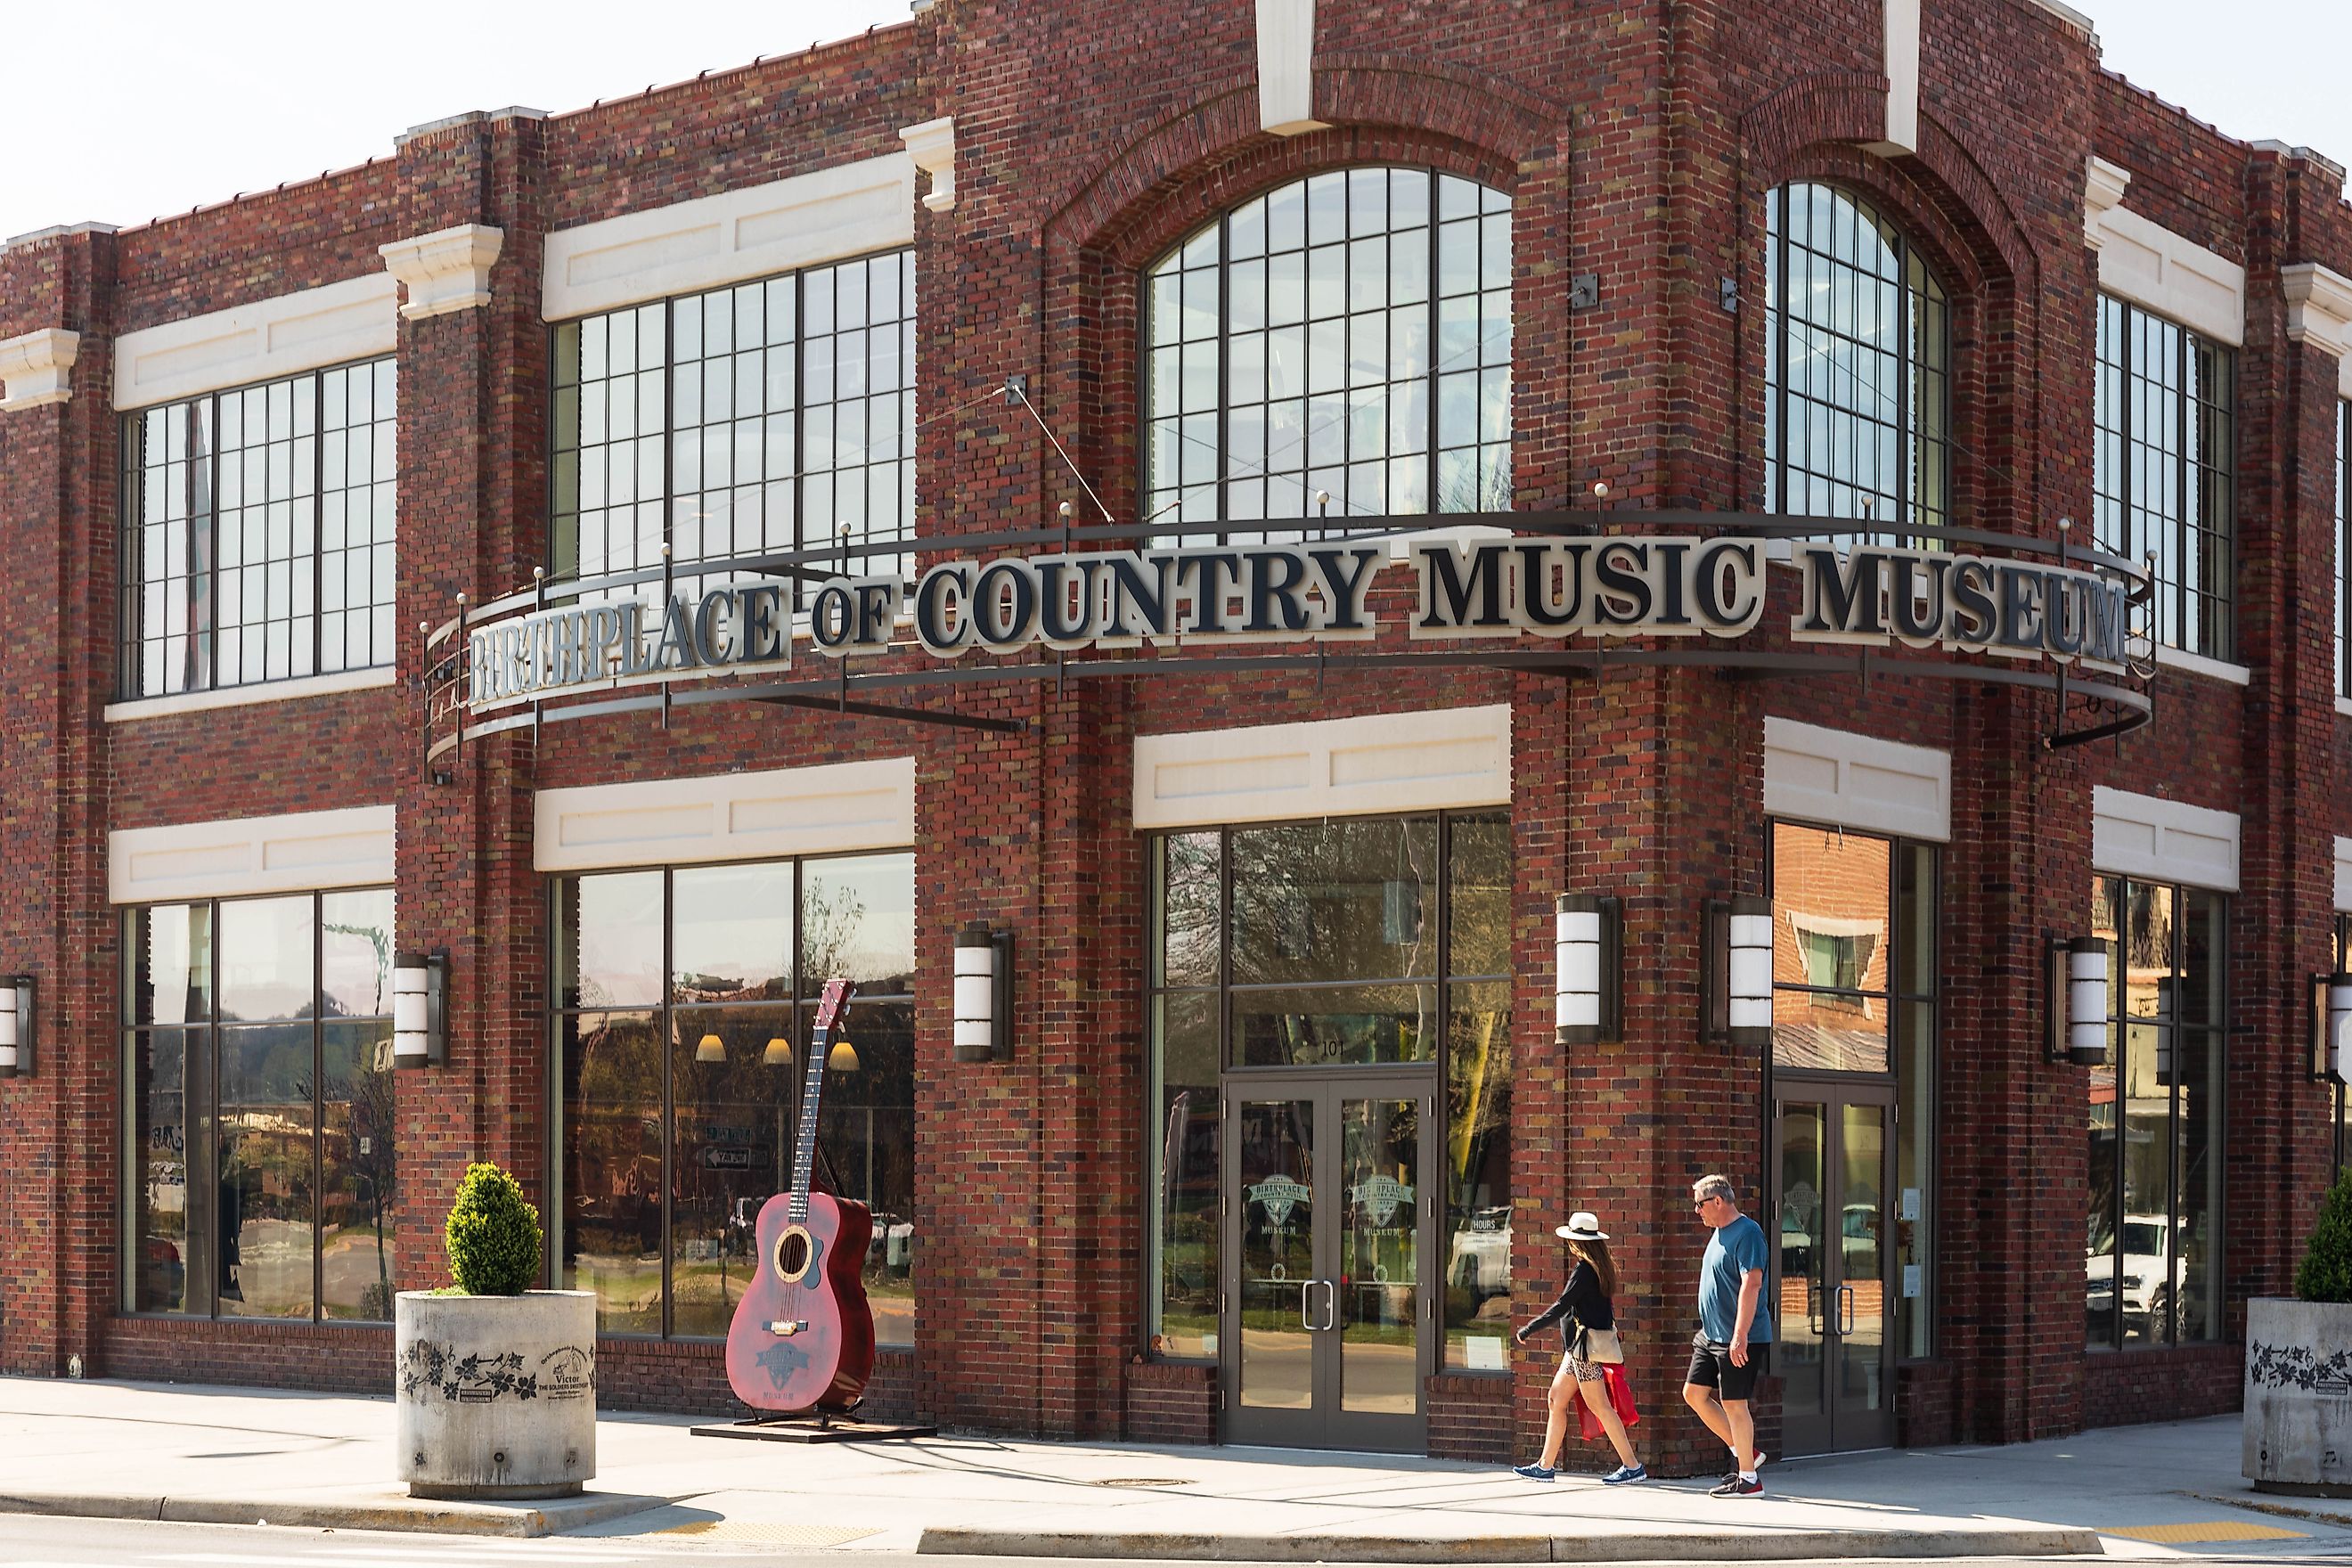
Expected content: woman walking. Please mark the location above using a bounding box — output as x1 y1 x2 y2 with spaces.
1513 1211 1645 1484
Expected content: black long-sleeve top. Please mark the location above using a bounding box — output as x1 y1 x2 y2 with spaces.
1523 1259 1615 1348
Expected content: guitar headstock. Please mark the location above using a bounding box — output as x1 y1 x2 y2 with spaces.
814 976 855 1033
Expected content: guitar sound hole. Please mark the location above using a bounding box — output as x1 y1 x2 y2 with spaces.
774 1228 812 1281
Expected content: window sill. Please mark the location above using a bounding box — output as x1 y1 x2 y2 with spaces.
106 666 396 723
2336 695 2352 720
2152 645 2250 687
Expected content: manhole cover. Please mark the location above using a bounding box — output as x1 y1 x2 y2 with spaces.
1090 1477 1194 1488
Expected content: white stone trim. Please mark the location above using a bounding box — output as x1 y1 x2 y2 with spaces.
0 328 79 411
2082 157 2132 251
2338 694 2352 720
103 666 396 723
2152 643 2252 687
379 225 505 321
899 117 957 214
2336 837 2352 914
1863 0 1923 158
2088 196 2247 348
112 275 396 412
1133 705 1510 830
110 804 395 904
2284 263 2352 363
1255 0 1327 136
1762 716 1950 844
534 756 915 873
2091 785 2239 893
542 155 917 322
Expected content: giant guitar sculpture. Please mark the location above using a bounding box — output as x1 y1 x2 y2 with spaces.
724 978 876 1414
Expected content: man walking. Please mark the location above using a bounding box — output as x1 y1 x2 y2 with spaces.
1681 1172 1772 1497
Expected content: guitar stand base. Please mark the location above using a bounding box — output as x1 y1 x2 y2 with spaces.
691 1410 939 1444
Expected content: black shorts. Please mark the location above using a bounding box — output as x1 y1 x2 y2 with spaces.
1685 1335 1769 1402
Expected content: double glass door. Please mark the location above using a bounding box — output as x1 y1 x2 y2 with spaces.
1221 1075 1433 1451
1773 1082 1895 1454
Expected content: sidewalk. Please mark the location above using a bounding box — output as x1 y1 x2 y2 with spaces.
0 1377 2344 1559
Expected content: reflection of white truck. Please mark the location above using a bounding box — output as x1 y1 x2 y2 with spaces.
1447 1205 1513 1295
2086 1213 2187 1335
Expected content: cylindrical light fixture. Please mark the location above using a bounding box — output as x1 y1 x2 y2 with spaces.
2066 939 2110 1066
954 921 1013 1064
2331 974 2352 1084
393 951 448 1069
1554 894 1620 1045
1726 895 1773 1047
0 974 29 1079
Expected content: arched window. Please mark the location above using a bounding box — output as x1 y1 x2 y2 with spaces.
1143 168 1512 539
1764 184 1950 542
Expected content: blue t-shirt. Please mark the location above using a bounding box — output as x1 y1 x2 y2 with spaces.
1698 1214 1774 1343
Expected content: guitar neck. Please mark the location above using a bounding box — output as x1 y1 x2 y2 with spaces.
788 1022 829 1225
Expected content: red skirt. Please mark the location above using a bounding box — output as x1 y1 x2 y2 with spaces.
1576 1364 1641 1441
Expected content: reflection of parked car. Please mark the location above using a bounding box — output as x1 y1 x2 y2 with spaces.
865 1212 916 1272
1840 1203 1881 1273
2087 1213 2188 1335
1447 1205 1513 1295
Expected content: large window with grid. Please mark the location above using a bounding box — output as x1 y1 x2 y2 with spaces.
2336 400 2347 697
1763 184 1950 543
551 250 914 592
552 853 915 1343
2085 876 2226 1348
119 359 397 698
1142 168 1512 541
123 888 398 1321
2095 296 2236 659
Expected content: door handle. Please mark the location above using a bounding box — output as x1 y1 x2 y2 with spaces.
1320 1279 1337 1332
1299 1280 1317 1331
1838 1283 1856 1336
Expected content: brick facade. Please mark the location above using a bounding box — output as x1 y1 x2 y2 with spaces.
2 0 2348 1477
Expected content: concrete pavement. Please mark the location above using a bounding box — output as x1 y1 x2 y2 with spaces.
0 1377 2342 1558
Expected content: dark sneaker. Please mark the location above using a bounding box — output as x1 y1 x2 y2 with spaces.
1513 1462 1556 1482
1713 1475 1762 1498
1601 1464 1647 1485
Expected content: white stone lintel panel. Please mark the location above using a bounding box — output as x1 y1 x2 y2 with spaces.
2092 785 2240 893
1762 715 1951 844
2336 836 2352 915
535 756 915 872
112 274 397 412
1255 0 1327 136
104 666 396 723
1862 0 1923 158
0 327 80 411
2082 157 2132 250
1134 705 1510 830
899 117 957 213
110 804 395 904
542 154 916 322
380 225 505 321
2283 263 2352 363
2089 197 2247 347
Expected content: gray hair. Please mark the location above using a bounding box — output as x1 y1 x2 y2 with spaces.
1691 1173 1736 1204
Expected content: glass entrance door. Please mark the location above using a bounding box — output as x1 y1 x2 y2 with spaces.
1774 1083 1894 1454
1222 1076 1432 1451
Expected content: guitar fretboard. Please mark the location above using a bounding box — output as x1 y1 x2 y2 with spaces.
788 1023 829 1227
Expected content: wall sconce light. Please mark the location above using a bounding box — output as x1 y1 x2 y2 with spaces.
392 951 449 1069
2046 937 2110 1066
953 920 1015 1064
0 975 34 1079
1702 897 1773 1049
1555 894 1621 1045
2312 972 2352 1083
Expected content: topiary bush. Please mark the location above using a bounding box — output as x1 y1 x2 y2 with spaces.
2297 1168 2352 1305
444 1162 543 1296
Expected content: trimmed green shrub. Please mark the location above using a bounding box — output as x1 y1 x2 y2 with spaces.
444 1163 542 1296
2297 1168 2352 1304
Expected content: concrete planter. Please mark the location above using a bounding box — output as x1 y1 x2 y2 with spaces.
396 1290 597 1499
2243 1295 2352 1497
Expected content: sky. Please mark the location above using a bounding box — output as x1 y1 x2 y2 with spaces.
2 0 2347 244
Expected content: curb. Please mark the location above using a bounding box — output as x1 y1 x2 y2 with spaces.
0 1488 672 1539
914 1525 2108 1562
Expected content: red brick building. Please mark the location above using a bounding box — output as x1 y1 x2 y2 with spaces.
3 0 2350 1474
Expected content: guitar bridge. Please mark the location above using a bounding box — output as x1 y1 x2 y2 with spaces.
768 1319 810 1336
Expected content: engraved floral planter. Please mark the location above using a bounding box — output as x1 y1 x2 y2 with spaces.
2243 1296 2352 1497
396 1289 597 1499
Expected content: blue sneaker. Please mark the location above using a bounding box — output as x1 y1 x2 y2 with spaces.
1601 1464 1647 1485
1513 1462 1556 1482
